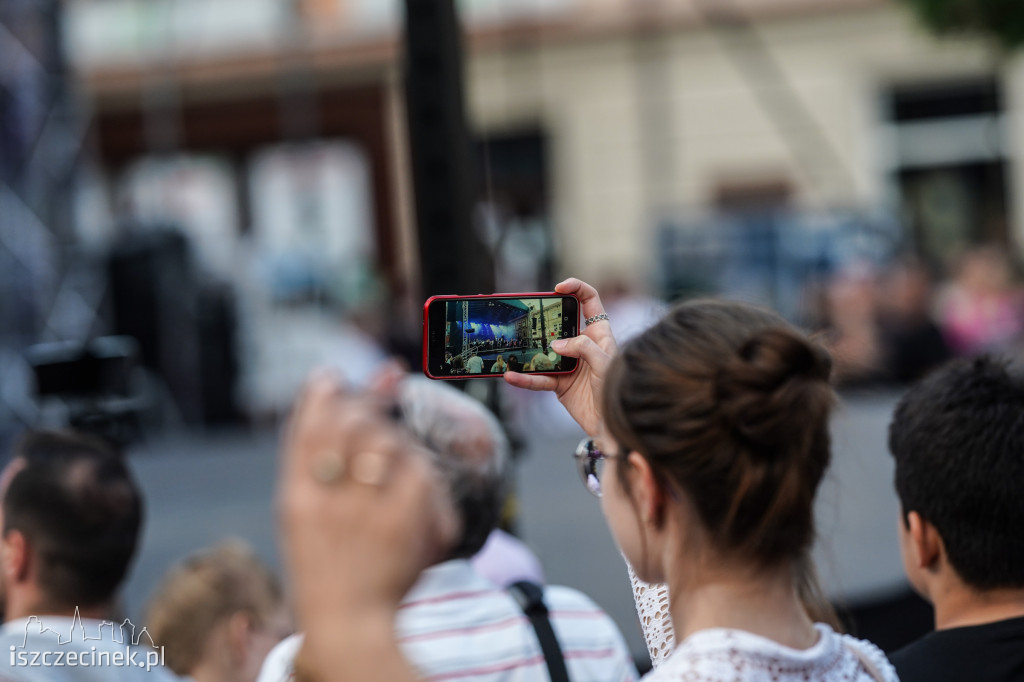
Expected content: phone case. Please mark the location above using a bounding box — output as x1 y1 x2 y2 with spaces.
422 292 580 380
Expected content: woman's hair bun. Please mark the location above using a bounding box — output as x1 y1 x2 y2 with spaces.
603 300 837 564
714 328 833 452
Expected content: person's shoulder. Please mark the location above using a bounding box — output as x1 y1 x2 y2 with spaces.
255 633 305 682
132 663 184 682
889 617 1024 682
542 584 610 615
542 585 631 649
0 628 22 648
0 618 45 646
647 626 898 682
640 639 745 682
889 629 936 662
837 632 899 682
542 585 638 680
888 635 934 682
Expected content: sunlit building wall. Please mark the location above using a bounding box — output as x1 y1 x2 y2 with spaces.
66 0 1024 290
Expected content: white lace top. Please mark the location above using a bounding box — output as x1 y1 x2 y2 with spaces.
629 565 675 668
629 571 898 681
643 624 897 682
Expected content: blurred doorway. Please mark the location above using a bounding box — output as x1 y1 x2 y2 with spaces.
885 78 1010 265
474 130 555 292
899 161 1009 265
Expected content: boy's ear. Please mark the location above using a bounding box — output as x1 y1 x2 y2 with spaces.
625 452 666 527
907 510 943 570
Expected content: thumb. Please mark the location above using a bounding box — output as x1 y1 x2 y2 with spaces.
552 336 611 368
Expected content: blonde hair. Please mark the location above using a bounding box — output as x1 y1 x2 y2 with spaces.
145 540 282 675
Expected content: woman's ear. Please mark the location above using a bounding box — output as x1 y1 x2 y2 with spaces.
625 452 666 528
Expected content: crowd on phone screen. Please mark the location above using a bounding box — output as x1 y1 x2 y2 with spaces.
467 338 532 354
445 348 563 375
0 270 1023 682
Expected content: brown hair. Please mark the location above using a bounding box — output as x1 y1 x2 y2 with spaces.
603 300 835 567
145 540 283 675
795 550 843 631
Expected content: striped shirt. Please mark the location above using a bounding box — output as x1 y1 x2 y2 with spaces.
258 559 638 682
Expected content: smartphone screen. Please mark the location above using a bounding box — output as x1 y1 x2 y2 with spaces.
423 294 580 379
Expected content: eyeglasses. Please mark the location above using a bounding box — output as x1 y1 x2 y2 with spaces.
574 437 620 497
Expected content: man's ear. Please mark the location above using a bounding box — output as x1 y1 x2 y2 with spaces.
907 510 943 570
624 452 665 528
1 530 30 583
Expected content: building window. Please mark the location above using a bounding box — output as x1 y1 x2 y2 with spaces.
885 78 1008 265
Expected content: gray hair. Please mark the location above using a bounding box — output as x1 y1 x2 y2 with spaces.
396 377 510 559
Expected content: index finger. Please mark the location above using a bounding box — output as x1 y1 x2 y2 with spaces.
283 372 345 483
555 278 606 322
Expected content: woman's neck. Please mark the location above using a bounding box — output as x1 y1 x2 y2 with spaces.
667 559 818 650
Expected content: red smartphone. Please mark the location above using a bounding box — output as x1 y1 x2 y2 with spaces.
423 293 580 380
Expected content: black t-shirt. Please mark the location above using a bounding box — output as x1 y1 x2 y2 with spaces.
891 616 1024 682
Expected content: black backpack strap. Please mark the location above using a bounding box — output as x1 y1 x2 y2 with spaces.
507 581 570 682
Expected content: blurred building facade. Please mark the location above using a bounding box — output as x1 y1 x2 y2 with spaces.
68 0 1024 276
51 0 1024 413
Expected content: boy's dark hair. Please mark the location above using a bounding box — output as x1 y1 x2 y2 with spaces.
889 356 1024 590
3 431 143 608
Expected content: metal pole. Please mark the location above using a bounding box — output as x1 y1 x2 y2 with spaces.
402 0 493 298
0 0 98 441
538 298 547 353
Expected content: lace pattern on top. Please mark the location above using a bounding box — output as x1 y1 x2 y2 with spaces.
641 626 899 682
627 562 897 681
628 562 675 668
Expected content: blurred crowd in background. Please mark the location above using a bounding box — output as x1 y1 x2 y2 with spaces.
4 0 1024 441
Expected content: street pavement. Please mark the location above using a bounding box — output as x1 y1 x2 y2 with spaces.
119 388 909 665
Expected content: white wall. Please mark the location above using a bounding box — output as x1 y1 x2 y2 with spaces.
467 4 1009 284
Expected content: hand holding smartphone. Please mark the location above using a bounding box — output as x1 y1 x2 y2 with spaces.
423 293 580 379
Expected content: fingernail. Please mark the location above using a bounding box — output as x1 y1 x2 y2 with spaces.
551 339 566 350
